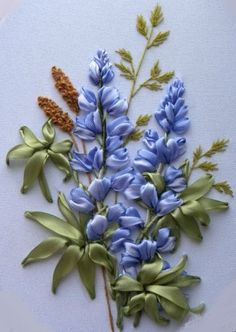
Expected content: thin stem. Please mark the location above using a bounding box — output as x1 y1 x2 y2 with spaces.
137 214 159 242
102 267 115 332
126 26 154 114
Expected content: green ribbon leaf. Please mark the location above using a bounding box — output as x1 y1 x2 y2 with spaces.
48 151 71 181
21 150 48 193
89 243 115 275
167 275 201 288
190 303 205 314
152 214 180 250
143 172 165 193
181 200 210 226
24 211 82 242
144 294 169 325
124 293 145 316
42 120 55 144
38 168 53 203
78 246 96 299
50 140 72 154
158 296 189 321
138 256 163 285
22 237 67 267
180 174 214 202
57 192 80 229
52 245 83 293
198 197 229 211
6 144 34 165
113 276 143 292
172 208 203 241
154 255 188 285
20 126 45 149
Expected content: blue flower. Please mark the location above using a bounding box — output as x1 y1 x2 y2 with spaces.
158 190 182 216
124 174 146 200
78 87 97 112
110 228 131 253
107 116 134 137
155 79 190 134
140 183 159 212
143 129 159 152
89 49 114 85
111 167 135 192
156 137 186 164
69 188 94 213
119 207 144 229
156 228 176 253
74 110 102 141
164 166 186 193
86 215 108 240
106 136 123 154
99 86 128 116
134 149 159 173
107 203 126 222
88 177 111 201
70 146 102 173
106 147 130 170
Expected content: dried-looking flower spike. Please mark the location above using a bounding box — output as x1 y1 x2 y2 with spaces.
51 66 79 114
38 97 74 133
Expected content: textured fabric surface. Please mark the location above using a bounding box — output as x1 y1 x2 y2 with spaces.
0 1 236 331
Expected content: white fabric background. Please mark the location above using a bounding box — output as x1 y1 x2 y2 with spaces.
0 1 236 331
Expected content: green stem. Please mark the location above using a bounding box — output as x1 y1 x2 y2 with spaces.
126 26 154 114
138 214 159 242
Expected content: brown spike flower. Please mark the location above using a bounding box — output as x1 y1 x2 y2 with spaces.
51 66 79 114
38 97 74 133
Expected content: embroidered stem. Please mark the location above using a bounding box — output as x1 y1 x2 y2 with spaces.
126 27 154 114
137 213 159 242
102 266 115 332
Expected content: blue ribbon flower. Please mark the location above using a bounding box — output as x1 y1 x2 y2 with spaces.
134 149 159 173
69 188 94 213
111 167 135 192
106 136 123 154
70 146 102 173
89 49 114 85
74 110 102 141
143 129 159 152
106 147 130 170
124 174 146 200
156 227 176 252
88 177 111 201
119 207 144 229
99 86 128 116
155 79 190 134
158 190 182 216
164 166 186 192
110 228 131 253
78 87 97 113
107 203 126 222
107 116 134 137
156 137 186 164
86 214 108 240
140 183 159 212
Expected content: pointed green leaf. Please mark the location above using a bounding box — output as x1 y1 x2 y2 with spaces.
138 257 163 285
48 151 71 181
152 214 180 250
89 243 115 274
52 245 83 293
20 126 45 149
136 15 148 37
113 276 143 292
42 120 55 144
38 168 53 203
21 150 48 193
180 174 214 202
24 211 82 242
181 200 210 226
6 144 34 165
198 197 229 211
145 294 169 325
150 5 163 27
124 293 145 316
148 31 170 48
150 61 161 79
167 275 201 288
50 140 72 154
157 71 175 83
22 237 67 266
57 192 79 229
78 247 96 299
158 296 189 321
142 82 162 91
190 303 205 314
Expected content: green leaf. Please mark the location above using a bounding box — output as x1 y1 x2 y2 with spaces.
21 150 48 193
150 61 161 79
198 197 229 211
180 159 190 179
24 211 82 242
57 192 80 229
89 243 115 274
6 144 34 165
152 214 180 250
113 276 143 292
38 168 53 203
116 48 133 63
150 4 163 27
114 63 134 80
136 15 148 38
158 296 189 321
172 208 203 241
48 151 71 181
126 128 143 143
148 31 170 48
42 120 55 144
213 181 233 197
50 140 73 154
124 293 145 316
138 257 163 285
78 246 96 299
52 245 83 293
154 255 188 285
142 82 162 91
196 161 218 172
203 139 229 157
157 71 175 83
143 172 165 193
136 114 152 127
167 275 201 288
20 126 45 149
22 237 67 266
181 200 210 226
145 294 169 325
190 303 205 314
192 145 202 164
180 174 214 202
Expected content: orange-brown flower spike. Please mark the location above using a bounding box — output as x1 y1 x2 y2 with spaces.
38 97 74 133
51 66 79 114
